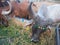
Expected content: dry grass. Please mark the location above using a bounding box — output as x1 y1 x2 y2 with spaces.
0 19 56 45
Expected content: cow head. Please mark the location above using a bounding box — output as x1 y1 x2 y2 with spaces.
28 2 51 42
31 23 47 43
1 1 12 15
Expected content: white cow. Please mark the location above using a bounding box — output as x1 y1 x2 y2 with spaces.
28 2 60 42
29 2 60 26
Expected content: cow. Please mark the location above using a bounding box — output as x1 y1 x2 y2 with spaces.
28 2 60 42
0 1 11 26
1 1 35 19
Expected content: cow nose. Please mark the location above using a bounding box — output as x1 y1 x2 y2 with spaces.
31 38 39 43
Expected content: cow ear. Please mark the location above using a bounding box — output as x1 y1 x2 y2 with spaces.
37 4 48 18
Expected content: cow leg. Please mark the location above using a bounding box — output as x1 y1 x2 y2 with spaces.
1 15 8 27
0 18 2 25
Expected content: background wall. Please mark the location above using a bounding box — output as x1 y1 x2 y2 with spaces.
12 0 60 3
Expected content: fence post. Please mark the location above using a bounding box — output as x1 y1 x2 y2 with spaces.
55 24 60 45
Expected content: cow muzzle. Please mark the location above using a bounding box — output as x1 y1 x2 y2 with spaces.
31 35 40 43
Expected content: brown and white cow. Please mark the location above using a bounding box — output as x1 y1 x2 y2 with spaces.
1 1 36 19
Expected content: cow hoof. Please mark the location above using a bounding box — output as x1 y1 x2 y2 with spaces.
31 38 39 43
